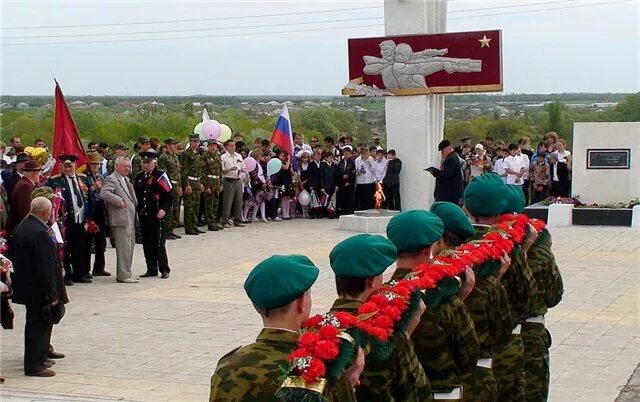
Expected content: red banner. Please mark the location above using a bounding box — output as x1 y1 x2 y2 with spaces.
52 80 88 174
343 30 502 96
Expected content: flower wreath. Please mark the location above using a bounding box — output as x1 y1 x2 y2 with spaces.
275 213 546 402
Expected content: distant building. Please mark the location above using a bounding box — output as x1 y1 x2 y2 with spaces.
90 102 105 108
192 102 202 107
69 100 89 109
589 102 618 108
16 102 29 110
0 103 13 110
41 103 53 109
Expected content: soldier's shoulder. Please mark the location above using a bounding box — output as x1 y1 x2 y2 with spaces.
77 173 87 177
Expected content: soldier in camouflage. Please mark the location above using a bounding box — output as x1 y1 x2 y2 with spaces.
130 136 151 179
180 134 205 235
330 234 431 402
158 137 182 239
201 140 222 231
108 143 129 175
210 254 360 402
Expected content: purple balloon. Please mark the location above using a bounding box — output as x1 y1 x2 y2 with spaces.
202 120 222 140
244 156 257 172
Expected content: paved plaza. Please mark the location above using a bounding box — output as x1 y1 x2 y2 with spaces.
1 221 639 402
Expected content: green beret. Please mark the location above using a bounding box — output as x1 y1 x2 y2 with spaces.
430 201 475 238
386 210 444 253
503 185 526 214
244 255 319 309
464 174 509 216
330 234 396 278
32 186 55 200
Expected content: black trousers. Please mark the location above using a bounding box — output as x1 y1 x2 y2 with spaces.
356 183 375 211
522 179 530 205
384 185 401 211
140 218 170 275
24 304 53 374
64 223 91 281
87 228 106 274
337 185 355 216
550 180 569 197
531 186 548 204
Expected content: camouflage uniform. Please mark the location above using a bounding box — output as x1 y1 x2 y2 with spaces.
210 328 355 402
331 298 432 402
130 154 143 179
523 231 563 402
201 149 222 230
180 147 202 233
389 268 479 395
158 151 182 233
461 225 514 402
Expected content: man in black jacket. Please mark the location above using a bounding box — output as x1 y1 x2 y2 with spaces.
11 197 67 377
134 151 173 279
428 140 464 205
383 150 402 210
337 146 356 215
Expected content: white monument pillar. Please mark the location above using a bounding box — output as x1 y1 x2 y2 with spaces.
385 0 447 211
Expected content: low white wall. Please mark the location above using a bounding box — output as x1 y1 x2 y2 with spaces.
572 122 640 204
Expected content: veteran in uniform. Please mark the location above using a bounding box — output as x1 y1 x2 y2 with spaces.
107 143 129 175
387 208 480 401
157 137 182 239
130 136 151 179
460 175 515 401
329 234 431 402
133 151 172 279
180 135 205 235
47 155 92 285
210 254 360 402
201 140 222 231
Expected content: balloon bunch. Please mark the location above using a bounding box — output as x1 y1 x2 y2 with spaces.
193 109 233 143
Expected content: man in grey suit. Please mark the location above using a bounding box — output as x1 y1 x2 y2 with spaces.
99 157 139 283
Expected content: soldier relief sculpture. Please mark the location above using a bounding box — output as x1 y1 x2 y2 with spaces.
363 40 482 90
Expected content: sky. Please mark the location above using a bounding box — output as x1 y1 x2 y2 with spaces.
1 0 639 96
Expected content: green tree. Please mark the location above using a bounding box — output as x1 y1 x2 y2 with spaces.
183 102 194 117
614 93 640 121
546 101 562 133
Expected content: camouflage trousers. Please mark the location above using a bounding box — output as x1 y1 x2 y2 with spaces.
163 185 182 234
493 334 526 402
461 365 498 402
523 322 551 402
183 189 201 231
204 188 220 228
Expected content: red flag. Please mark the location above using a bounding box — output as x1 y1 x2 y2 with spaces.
52 80 88 174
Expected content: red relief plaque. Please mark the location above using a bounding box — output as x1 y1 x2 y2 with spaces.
343 29 502 96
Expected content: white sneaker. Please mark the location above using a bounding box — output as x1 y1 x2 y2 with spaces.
117 278 139 283
274 217 282 221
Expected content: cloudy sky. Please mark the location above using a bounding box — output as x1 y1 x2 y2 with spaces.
2 0 638 95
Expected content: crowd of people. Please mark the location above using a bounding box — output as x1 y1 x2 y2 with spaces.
209 175 564 402
429 132 574 206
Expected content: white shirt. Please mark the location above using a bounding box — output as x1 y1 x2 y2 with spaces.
503 155 526 185
65 174 85 223
519 153 531 180
555 150 571 162
372 158 388 182
221 152 245 179
493 158 507 184
355 156 375 184
551 163 559 182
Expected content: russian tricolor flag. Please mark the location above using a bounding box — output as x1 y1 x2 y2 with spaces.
270 104 293 157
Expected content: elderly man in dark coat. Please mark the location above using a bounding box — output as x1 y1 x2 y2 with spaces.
427 139 465 205
8 160 42 232
11 196 68 377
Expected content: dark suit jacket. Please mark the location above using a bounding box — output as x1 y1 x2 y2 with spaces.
8 176 36 232
320 161 340 193
47 174 90 225
338 158 356 188
307 161 323 191
134 168 173 223
3 170 21 206
432 152 464 203
384 158 402 187
11 214 64 307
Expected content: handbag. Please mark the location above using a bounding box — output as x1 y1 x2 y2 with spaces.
310 190 321 210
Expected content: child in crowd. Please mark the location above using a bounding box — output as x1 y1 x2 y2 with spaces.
320 151 341 218
531 153 550 204
271 151 293 221
337 146 356 216
249 149 269 223
492 147 508 184
372 149 388 184
355 146 375 210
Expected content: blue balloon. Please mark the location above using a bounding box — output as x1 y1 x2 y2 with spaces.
267 158 282 177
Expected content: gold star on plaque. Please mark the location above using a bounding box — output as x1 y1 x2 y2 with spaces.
479 35 491 48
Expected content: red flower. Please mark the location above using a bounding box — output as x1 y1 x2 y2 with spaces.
298 331 320 347
300 357 326 383
313 340 340 360
319 325 340 340
304 315 324 328
290 348 311 359
358 302 379 315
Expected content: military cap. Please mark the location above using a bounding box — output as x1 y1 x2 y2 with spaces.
430 201 475 238
57 154 78 166
164 137 179 145
503 184 526 214
32 186 55 200
438 139 452 151
464 173 509 216
329 234 396 278
15 153 30 163
138 136 151 144
87 151 103 164
206 139 218 145
244 254 319 309
114 143 129 150
460 136 471 142
22 160 43 171
386 210 444 253
189 134 200 141
139 151 158 160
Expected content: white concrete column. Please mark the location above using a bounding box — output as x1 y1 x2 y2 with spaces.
632 205 640 228
384 0 447 211
547 204 574 227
